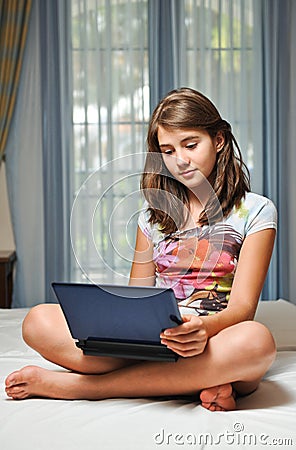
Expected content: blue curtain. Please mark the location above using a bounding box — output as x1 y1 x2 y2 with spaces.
259 0 294 300
148 0 186 111
38 0 72 302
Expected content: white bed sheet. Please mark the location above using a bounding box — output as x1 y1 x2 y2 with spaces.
1 300 296 450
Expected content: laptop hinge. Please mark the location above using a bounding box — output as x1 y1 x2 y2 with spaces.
76 339 179 362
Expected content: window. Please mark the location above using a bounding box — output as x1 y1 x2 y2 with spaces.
70 0 149 284
70 0 257 285
184 0 256 174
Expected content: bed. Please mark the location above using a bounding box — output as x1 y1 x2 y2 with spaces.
1 299 296 450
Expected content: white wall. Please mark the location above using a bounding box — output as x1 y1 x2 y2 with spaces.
0 163 15 251
5 0 45 307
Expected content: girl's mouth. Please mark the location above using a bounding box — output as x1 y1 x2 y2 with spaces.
180 169 197 178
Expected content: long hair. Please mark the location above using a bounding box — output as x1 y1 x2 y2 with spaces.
141 87 250 234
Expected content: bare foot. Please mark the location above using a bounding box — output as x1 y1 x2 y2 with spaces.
5 366 89 400
199 384 236 411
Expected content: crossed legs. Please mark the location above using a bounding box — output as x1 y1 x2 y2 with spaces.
5 304 276 410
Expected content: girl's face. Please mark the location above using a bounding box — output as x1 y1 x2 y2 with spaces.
157 126 223 189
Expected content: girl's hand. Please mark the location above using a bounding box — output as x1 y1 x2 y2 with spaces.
160 315 208 357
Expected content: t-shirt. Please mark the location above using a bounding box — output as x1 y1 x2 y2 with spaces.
138 192 277 316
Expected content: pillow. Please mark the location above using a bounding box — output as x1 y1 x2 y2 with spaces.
255 299 296 351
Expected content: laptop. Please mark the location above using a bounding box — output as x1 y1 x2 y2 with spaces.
51 282 183 362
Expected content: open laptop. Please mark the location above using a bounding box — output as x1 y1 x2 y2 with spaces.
51 282 183 362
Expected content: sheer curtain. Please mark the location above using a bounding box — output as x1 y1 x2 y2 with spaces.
70 0 149 286
71 0 258 287
149 0 260 189
183 0 261 191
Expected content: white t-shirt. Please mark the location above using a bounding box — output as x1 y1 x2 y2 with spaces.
138 192 277 315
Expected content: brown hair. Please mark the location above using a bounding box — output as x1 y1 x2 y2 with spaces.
141 87 250 234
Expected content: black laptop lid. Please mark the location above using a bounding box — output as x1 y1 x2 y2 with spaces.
51 283 182 344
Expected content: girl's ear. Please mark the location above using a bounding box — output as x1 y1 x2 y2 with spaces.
215 131 225 152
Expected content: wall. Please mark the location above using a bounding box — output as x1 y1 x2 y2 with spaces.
0 163 15 251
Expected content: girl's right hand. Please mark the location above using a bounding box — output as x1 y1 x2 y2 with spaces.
160 315 209 357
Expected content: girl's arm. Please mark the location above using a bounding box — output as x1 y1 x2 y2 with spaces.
129 226 156 286
201 227 276 335
160 228 276 357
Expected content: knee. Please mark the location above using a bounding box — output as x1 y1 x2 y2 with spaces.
238 321 276 368
22 304 52 348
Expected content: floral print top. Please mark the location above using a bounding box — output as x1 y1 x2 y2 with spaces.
138 192 277 316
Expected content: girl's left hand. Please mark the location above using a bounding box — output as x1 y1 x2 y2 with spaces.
160 315 208 357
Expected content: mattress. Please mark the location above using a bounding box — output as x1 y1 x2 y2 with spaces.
1 300 296 450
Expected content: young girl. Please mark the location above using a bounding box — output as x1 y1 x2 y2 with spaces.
5 88 277 411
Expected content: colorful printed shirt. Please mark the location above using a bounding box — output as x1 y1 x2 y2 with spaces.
138 192 277 316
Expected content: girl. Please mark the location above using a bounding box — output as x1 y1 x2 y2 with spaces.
5 88 277 411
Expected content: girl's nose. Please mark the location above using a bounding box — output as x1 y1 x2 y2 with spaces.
175 149 190 167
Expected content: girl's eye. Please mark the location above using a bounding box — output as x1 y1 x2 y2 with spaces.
186 143 197 150
163 149 173 155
